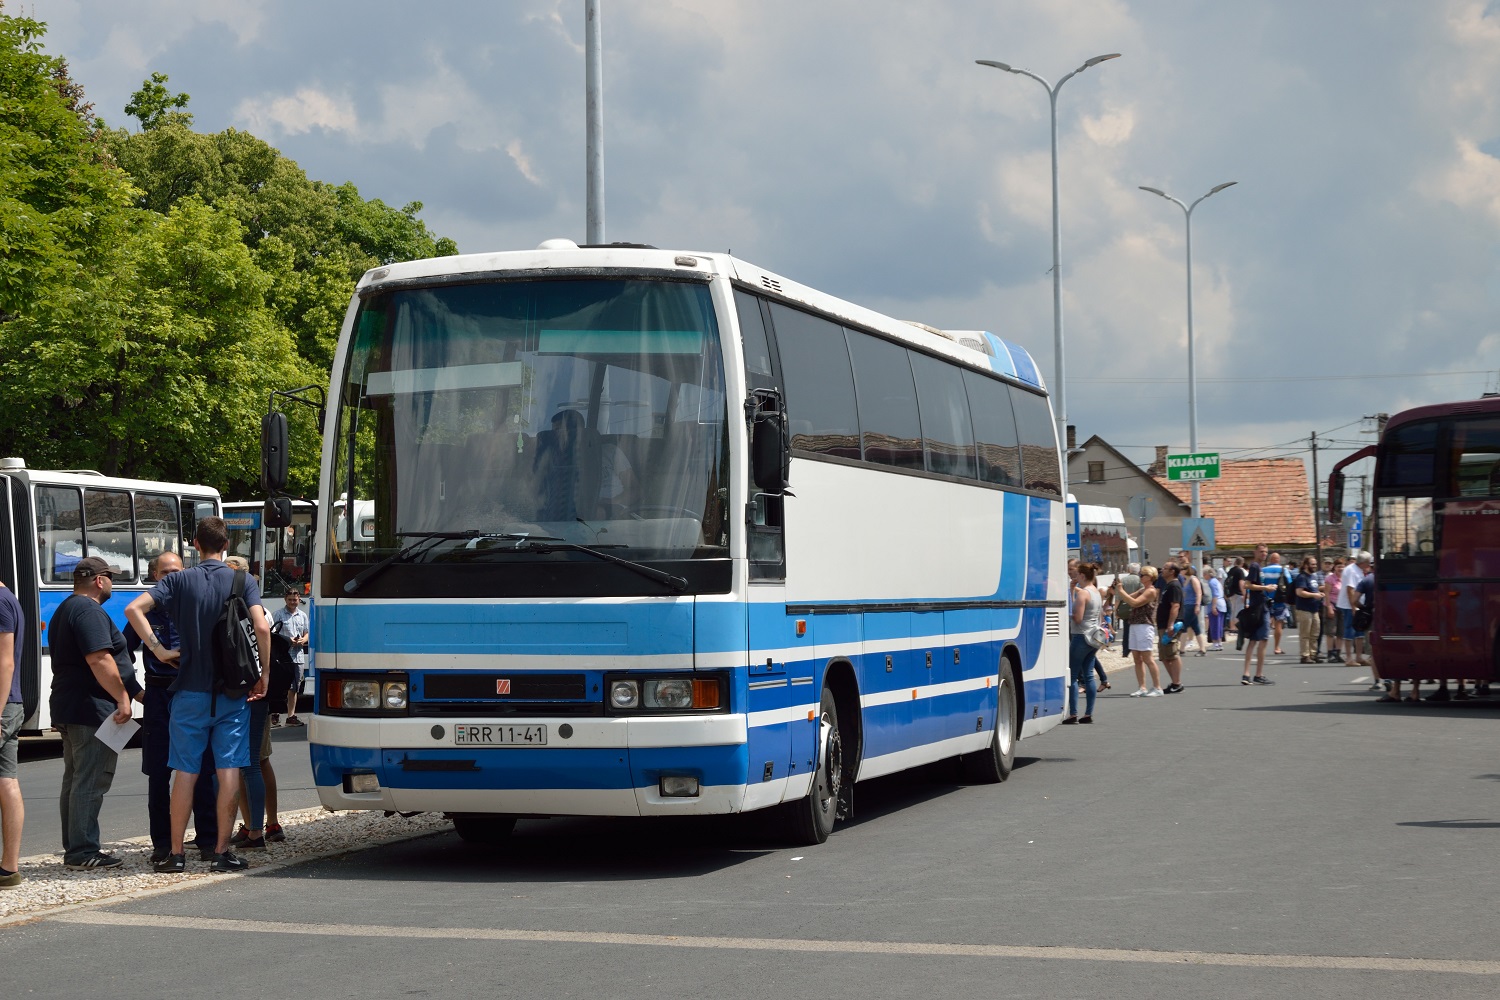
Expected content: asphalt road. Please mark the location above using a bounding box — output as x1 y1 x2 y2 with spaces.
8 649 1500 999
16 723 322 857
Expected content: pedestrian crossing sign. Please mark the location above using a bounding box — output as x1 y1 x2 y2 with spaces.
1182 517 1215 551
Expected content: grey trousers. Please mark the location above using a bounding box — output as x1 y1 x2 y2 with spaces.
59 724 119 863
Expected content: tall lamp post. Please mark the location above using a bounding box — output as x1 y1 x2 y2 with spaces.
977 53 1120 495
1138 181 1237 564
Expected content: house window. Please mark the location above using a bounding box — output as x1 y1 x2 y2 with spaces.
1088 461 1105 484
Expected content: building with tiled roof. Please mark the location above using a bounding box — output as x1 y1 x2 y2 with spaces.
1151 452 1318 554
1066 435 1189 565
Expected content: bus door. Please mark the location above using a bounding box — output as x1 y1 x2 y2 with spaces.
1444 421 1500 679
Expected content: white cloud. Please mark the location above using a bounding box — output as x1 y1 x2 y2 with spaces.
234 87 357 136
506 139 542 185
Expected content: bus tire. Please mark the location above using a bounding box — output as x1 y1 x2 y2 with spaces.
783 686 845 845
962 659 1017 784
452 815 517 845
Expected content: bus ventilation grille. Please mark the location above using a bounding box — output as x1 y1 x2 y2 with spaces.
1045 611 1063 636
761 276 783 293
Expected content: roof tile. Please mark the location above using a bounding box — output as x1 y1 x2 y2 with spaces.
1155 458 1317 550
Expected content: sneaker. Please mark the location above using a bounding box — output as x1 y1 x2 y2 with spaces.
239 835 268 851
269 714 281 728
210 850 249 872
1129 688 1148 698
284 716 305 727
1164 683 1185 694
1241 676 1252 685
1145 688 1165 697
265 823 286 843
0 869 22 888
229 824 252 848
152 852 186 873
1078 716 1093 724
1061 716 1078 725
1252 676 1275 685
1369 682 1385 691
64 852 123 870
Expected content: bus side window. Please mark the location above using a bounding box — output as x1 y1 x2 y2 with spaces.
135 492 180 580
768 304 859 460
83 488 135 582
37 486 83 583
962 371 1021 488
1011 390 1063 497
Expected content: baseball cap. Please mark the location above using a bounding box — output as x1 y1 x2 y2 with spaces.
73 556 115 581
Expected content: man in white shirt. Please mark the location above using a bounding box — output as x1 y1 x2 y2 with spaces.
270 591 310 726
1338 553 1371 666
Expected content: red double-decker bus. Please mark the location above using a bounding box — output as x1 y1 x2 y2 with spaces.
1328 396 1500 683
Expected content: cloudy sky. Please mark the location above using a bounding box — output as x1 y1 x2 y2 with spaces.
30 0 1500 481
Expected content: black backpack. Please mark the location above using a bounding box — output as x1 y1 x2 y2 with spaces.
213 569 262 699
1274 569 1296 605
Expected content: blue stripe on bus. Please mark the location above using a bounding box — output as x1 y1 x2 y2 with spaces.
309 743 747 791
1000 338 1042 389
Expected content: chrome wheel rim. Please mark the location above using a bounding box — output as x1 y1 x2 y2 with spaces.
996 674 1014 756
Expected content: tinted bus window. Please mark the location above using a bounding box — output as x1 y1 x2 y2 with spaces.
1012 390 1062 496
962 370 1021 487
1451 418 1500 497
771 304 860 459
910 352 977 479
1378 420 1438 487
846 330 923 470
734 289 774 378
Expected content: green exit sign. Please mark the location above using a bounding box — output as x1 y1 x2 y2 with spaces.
1166 452 1220 481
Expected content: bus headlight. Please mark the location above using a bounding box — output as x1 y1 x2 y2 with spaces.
644 678 693 709
323 673 409 716
341 680 380 710
609 680 639 709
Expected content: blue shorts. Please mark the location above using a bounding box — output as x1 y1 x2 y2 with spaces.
1342 611 1366 640
168 690 251 772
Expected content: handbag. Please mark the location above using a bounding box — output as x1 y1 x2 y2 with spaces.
1084 622 1112 649
1236 604 1259 633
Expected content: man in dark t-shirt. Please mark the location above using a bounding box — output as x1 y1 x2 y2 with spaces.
47 556 142 869
0 578 26 885
1156 564 1185 693
1239 543 1274 686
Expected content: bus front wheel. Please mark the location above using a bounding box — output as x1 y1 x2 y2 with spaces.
452 814 517 844
783 687 845 845
962 659 1017 784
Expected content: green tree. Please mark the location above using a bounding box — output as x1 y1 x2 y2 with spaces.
123 70 192 131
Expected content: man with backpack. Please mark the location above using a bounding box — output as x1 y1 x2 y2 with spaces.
126 516 271 873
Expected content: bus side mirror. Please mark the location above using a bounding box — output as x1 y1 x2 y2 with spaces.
261 412 289 494
264 496 293 529
1327 472 1344 523
751 396 790 495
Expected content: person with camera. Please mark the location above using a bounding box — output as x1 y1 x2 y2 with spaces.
270 590 309 727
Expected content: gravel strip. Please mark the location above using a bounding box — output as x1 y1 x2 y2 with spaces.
0 807 453 924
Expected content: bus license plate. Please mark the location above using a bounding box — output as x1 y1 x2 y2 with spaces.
453 724 547 746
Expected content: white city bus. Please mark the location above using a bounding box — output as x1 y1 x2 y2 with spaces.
0 458 219 733
298 241 1068 844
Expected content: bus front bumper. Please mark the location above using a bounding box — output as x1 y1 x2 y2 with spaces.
308 713 751 817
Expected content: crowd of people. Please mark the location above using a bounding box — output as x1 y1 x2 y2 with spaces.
1062 542 1487 721
0 516 310 887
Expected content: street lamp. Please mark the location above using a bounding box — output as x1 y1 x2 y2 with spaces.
977 54 1120 496
1138 181 1237 562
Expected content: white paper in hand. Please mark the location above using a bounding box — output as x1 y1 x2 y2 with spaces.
95 715 141 754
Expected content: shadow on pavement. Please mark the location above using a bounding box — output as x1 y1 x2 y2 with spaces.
1203 698 1500 719
247 757 1039 885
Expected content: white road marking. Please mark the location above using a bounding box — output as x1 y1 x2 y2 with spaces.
50 911 1500 976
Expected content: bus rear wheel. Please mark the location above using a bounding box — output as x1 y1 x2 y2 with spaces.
962 659 1017 784
452 815 517 844
783 686 845 845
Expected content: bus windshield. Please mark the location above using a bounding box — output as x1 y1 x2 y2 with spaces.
330 278 730 576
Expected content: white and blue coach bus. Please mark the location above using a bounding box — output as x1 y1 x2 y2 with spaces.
300 241 1068 845
0 458 220 734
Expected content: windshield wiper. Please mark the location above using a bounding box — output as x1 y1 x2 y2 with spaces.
468 537 688 592
343 530 482 594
